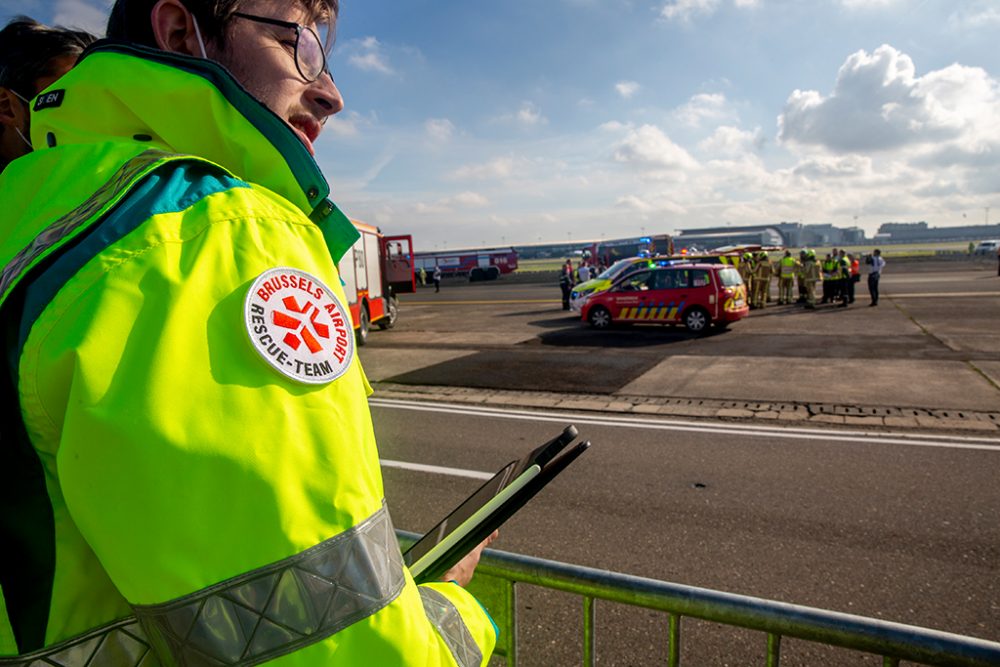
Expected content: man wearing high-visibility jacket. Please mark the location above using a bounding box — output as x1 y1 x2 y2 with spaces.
0 1 497 665
777 250 797 305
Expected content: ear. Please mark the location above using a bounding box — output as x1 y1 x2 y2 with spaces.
150 0 206 56
0 88 27 129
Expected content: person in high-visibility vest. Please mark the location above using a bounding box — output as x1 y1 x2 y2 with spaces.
820 253 837 304
778 250 797 305
795 250 808 303
0 2 497 665
802 249 821 309
752 251 772 309
837 250 851 307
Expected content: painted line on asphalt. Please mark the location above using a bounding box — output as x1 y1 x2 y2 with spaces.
380 458 493 480
403 299 560 305
369 398 1000 452
888 292 1000 298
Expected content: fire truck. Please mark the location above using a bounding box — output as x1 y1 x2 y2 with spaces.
413 246 518 281
338 221 416 345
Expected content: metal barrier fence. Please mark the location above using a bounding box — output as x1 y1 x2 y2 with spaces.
398 531 1000 666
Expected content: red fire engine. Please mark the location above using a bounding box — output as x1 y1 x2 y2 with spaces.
413 246 518 281
338 221 416 345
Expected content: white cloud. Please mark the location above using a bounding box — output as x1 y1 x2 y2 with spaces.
446 192 490 207
838 0 898 8
615 80 641 99
613 124 700 172
53 0 111 35
791 155 873 180
425 118 455 143
599 120 632 132
450 157 517 180
698 125 763 156
495 102 547 127
660 0 720 23
674 93 732 127
347 37 394 75
616 194 686 215
778 44 1000 154
414 191 490 214
948 4 1000 30
325 110 375 138
659 0 758 23
516 101 546 126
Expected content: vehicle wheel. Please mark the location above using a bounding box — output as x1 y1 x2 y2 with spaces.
469 268 485 282
377 297 398 330
356 304 370 346
486 266 500 280
588 306 612 329
683 307 710 334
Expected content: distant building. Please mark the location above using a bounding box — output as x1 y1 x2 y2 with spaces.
875 222 1000 243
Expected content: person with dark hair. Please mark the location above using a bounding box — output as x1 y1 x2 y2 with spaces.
0 1 497 664
0 17 95 173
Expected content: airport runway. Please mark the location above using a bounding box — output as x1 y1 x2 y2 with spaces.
362 261 1000 415
357 258 1000 664
372 400 1000 666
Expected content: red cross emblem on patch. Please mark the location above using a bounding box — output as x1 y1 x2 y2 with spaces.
244 267 354 384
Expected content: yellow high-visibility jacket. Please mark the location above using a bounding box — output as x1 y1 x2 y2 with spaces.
0 42 495 666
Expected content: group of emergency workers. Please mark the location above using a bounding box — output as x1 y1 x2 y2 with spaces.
738 247 860 310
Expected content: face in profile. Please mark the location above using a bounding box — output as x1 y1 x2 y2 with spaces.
1 53 80 170
212 0 344 155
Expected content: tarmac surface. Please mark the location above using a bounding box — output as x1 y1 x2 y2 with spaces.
358 256 1000 665
360 257 1000 430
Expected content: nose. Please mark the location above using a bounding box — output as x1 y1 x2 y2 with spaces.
308 70 344 121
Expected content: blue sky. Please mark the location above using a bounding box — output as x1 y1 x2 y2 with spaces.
5 0 1000 249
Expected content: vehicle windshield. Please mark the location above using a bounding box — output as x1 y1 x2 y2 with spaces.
718 267 743 286
598 259 639 280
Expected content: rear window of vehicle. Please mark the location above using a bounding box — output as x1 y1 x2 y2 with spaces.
691 270 711 287
718 267 742 286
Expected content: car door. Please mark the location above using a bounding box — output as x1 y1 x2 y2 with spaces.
609 270 654 321
647 269 688 323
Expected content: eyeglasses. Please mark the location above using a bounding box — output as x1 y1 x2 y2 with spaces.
232 12 329 83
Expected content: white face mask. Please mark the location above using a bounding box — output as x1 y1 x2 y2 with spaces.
10 89 32 150
191 14 208 59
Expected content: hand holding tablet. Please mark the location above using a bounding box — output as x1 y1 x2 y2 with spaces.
403 425 590 584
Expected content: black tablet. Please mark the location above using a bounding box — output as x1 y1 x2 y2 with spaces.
404 426 589 583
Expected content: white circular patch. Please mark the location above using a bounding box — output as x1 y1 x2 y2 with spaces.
244 267 355 384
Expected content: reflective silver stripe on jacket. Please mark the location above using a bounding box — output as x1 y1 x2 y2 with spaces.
133 503 404 667
0 618 157 667
419 587 483 667
0 149 178 307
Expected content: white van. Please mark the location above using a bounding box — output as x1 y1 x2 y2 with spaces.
973 240 1000 255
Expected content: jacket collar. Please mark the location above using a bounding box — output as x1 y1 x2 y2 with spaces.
31 40 331 217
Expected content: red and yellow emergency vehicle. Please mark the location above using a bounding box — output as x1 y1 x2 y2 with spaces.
338 221 416 345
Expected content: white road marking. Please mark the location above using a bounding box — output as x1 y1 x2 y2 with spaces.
380 458 493 480
370 397 1000 453
888 292 1000 298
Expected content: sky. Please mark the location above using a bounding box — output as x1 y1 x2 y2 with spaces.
4 0 1000 249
